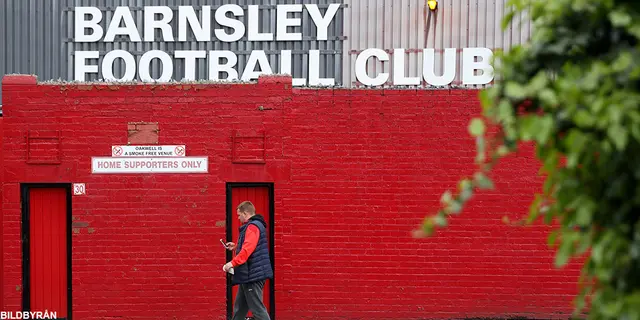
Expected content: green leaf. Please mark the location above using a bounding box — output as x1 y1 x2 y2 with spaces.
608 125 628 150
527 194 543 224
548 230 559 247
504 82 527 100
422 217 435 236
577 232 592 255
539 88 558 106
528 72 549 92
535 115 554 143
469 118 486 137
502 10 516 30
542 150 559 174
555 232 578 267
479 90 494 115
497 145 510 157
474 172 495 190
458 179 474 201
612 52 633 73
475 137 486 163
575 199 595 226
574 110 595 127
440 190 453 205
609 10 632 27
556 240 573 267
630 24 640 39
519 116 537 141
447 200 463 214
565 129 588 154
434 213 448 227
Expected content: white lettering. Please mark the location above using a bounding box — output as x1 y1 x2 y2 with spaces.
74 7 103 42
103 7 141 42
92 157 208 173
144 6 174 42
139 50 173 82
74 51 99 81
241 50 273 81
393 48 420 85
280 50 306 86
247 5 273 41
209 51 239 81
462 47 494 85
309 50 334 86
276 5 303 41
0 311 57 319
178 5 211 42
102 50 136 81
175 50 206 80
424 48 456 86
355 48 389 86
215 5 245 42
306 4 340 41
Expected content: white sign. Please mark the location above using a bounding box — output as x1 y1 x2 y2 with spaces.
72 4 494 87
73 183 86 195
92 157 208 174
112 145 186 157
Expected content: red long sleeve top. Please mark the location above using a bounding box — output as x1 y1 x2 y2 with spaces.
231 224 259 267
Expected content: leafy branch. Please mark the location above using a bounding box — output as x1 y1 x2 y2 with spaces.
415 0 640 318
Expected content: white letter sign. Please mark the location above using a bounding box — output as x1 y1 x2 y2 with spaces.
92 157 208 174
70 4 498 88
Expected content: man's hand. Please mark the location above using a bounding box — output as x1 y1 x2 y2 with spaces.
225 242 236 251
223 262 234 272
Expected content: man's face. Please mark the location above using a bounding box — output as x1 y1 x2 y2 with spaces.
237 209 249 223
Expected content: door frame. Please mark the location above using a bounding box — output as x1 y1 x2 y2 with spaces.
225 182 275 320
20 183 73 320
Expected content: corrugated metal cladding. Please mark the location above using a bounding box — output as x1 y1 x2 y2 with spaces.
342 0 532 88
0 0 346 109
0 0 533 111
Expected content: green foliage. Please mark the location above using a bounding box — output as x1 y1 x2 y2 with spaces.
419 0 640 318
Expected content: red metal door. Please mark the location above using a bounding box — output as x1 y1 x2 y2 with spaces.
228 185 274 319
26 187 69 319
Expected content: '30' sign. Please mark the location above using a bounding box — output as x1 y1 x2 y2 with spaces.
73 183 86 196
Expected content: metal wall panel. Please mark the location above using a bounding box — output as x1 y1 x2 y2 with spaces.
1 0 67 111
0 0 345 110
62 0 344 83
1 0 533 112
342 0 532 88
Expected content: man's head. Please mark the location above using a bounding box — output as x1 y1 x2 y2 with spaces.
236 201 256 223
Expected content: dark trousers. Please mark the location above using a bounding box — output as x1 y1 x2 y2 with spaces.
232 280 270 320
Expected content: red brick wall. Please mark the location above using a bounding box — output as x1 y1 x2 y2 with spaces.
0 115 3 309
1 75 581 320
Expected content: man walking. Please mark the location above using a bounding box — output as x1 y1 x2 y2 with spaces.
223 201 273 320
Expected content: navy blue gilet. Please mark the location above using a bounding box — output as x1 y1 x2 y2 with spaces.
232 216 273 285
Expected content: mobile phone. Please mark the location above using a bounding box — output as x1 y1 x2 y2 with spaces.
220 239 228 249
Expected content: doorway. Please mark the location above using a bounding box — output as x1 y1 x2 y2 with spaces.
21 183 72 320
226 183 275 320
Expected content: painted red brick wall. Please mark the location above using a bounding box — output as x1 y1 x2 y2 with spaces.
1 75 582 320
0 115 3 309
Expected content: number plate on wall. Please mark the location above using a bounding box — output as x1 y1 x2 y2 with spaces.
73 183 86 196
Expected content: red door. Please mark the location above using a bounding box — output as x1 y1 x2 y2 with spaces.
227 185 274 320
24 186 69 319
